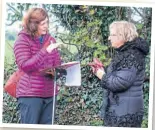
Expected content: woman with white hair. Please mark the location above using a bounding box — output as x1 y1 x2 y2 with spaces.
91 21 149 127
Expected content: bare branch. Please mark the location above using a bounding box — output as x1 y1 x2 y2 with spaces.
6 19 17 26
6 41 13 50
58 36 80 55
127 7 132 22
65 11 72 30
25 3 31 10
133 7 145 20
7 3 21 16
19 4 23 17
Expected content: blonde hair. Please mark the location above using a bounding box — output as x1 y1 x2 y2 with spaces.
22 8 49 37
109 21 138 42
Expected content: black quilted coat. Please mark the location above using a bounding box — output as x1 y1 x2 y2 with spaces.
100 37 149 127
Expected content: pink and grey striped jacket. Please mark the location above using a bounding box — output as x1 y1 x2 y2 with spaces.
14 30 61 98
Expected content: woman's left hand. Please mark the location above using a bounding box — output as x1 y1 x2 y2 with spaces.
96 68 105 79
46 69 55 76
91 66 105 80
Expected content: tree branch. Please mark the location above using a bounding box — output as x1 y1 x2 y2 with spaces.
6 19 17 26
19 4 23 17
7 3 21 16
133 7 145 20
57 36 80 59
65 11 72 31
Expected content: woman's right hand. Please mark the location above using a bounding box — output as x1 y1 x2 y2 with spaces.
46 42 63 53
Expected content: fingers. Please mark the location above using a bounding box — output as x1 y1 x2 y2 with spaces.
51 42 63 48
91 66 95 73
93 58 103 67
96 69 105 79
46 43 63 53
89 61 105 78
88 59 104 73
46 69 55 76
55 43 63 48
50 69 55 75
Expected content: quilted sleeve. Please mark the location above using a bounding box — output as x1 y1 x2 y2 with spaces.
101 67 137 92
14 35 48 73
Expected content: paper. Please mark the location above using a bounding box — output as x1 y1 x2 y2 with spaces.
39 61 79 73
39 61 81 87
64 62 81 87
58 61 80 69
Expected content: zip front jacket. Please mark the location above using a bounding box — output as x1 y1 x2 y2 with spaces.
14 30 61 98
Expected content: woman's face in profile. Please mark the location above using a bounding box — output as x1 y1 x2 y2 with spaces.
108 27 125 48
37 17 49 36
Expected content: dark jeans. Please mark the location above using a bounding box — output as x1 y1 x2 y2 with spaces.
17 97 56 124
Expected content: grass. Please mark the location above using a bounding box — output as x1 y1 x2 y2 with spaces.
4 40 15 65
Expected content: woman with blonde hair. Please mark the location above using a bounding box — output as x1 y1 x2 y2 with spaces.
14 8 62 124
91 21 149 127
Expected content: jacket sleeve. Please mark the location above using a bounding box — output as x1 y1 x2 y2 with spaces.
14 36 48 73
101 67 137 92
